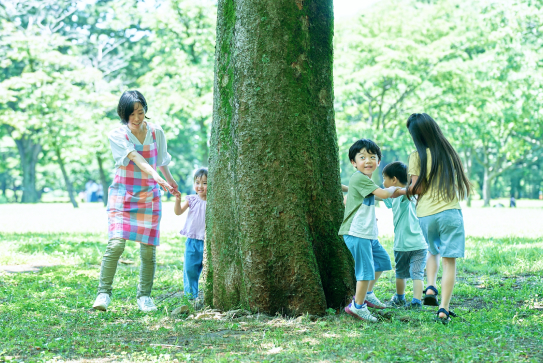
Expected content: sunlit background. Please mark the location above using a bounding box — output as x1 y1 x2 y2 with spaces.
0 0 541 209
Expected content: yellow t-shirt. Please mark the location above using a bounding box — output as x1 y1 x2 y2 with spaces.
408 150 461 218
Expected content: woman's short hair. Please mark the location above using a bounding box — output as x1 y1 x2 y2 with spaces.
117 90 149 125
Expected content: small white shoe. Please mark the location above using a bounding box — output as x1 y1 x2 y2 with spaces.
93 293 111 311
365 292 386 309
345 300 378 323
137 296 157 312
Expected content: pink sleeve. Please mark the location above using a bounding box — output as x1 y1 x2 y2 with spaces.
185 194 196 209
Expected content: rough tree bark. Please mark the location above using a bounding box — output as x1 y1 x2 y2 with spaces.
206 0 355 316
13 134 41 203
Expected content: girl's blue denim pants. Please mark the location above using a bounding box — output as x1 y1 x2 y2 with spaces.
183 238 204 299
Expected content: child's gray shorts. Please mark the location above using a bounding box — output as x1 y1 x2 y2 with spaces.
394 249 427 280
418 209 465 258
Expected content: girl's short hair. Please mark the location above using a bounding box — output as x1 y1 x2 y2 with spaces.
117 90 149 125
383 162 408 185
194 168 208 181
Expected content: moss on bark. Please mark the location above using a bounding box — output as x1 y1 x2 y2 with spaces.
206 0 355 315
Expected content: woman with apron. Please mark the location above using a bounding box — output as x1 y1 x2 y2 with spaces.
93 90 179 312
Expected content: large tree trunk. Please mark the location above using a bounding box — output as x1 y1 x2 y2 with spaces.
206 0 355 316
13 134 41 203
96 153 109 206
54 146 79 208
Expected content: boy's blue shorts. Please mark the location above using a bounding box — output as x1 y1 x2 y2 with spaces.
418 209 465 258
343 235 392 281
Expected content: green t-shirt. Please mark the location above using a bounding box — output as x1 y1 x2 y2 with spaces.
383 196 428 252
339 171 379 239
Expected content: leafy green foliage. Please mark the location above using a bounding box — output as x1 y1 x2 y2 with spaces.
0 0 542 203
334 0 543 201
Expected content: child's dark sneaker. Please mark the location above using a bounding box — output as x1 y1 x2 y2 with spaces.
192 297 204 311
405 301 422 309
387 294 406 308
365 293 386 309
345 301 378 323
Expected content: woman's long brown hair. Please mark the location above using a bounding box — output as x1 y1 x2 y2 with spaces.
406 113 470 202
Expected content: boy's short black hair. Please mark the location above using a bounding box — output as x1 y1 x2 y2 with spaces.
117 90 149 125
383 161 408 185
348 139 382 162
194 167 208 181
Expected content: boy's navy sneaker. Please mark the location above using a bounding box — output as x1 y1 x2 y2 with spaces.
387 294 406 308
405 301 422 310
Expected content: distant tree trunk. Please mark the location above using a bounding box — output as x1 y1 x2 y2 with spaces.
11 182 19 203
462 149 473 207
54 146 78 208
206 0 355 316
482 167 492 207
96 153 109 206
0 176 6 198
13 134 41 203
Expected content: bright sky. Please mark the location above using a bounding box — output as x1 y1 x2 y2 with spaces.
334 0 381 19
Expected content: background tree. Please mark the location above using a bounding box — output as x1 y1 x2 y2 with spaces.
0 0 541 206
140 0 216 192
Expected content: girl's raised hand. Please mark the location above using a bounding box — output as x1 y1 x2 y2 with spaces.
168 178 179 195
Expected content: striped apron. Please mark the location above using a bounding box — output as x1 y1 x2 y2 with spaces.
107 125 162 246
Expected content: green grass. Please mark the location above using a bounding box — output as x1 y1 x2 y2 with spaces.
1 232 542 362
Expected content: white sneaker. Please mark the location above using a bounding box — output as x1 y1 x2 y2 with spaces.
365 293 386 309
137 296 157 312
345 301 378 323
93 293 111 311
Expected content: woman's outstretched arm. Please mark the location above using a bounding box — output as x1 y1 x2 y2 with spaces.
127 151 174 193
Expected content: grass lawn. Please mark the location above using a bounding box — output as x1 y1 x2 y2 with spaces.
1 205 542 362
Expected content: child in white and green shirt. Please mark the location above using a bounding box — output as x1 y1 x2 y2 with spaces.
339 139 399 323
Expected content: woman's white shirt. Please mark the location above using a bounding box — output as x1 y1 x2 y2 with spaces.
108 122 172 168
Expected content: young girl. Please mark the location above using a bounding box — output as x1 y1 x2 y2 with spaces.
404 113 470 324
174 168 207 302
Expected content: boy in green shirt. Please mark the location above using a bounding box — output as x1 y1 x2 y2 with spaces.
382 162 428 309
340 139 399 323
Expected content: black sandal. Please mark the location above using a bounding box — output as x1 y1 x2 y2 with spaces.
423 285 439 306
435 308 457 324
